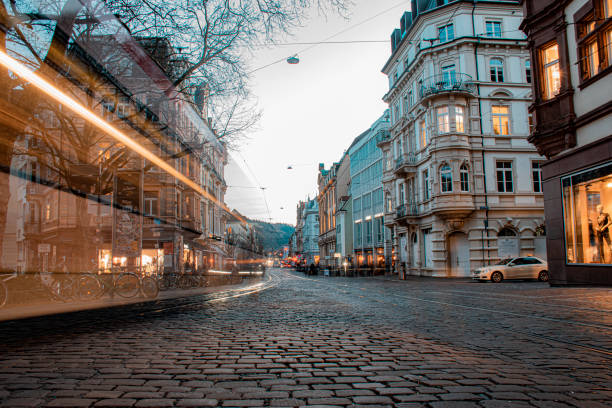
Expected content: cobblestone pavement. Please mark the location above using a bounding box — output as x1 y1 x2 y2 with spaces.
0 268 611 407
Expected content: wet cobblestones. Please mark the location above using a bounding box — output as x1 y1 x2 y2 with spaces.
0 269 610 407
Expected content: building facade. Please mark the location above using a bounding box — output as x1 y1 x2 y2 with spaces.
317 163 338 269
348 112 392 272
294 199 320 267
380 0 546 278
302 199 320 266
520 0 612 285
335 153 353 271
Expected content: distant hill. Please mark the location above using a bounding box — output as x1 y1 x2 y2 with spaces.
249 220 295 252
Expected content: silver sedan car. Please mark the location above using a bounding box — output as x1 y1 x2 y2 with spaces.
472 256 549 283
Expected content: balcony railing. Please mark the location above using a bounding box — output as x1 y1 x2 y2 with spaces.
419 73 475 99
395 153 417 171
375 130 391 145
395 203 419 219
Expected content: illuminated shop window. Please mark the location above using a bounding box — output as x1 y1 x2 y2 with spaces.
562 162 612 265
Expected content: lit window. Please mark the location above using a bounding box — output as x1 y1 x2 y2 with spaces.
492 105 510 135
440 165 453 193
532 162 543 193
460 164 469 192
581 40 600 79
486 21 502 38
437 106 450 133
419 119 427 148
525 59 531 83
606 0 612 18
496 161 513 192
439 24 454 43
455 106 464 133
490 58 504 82
542 43 561 100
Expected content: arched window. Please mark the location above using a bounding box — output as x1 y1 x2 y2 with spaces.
490 58 504 82
460 164 469 192
440 164 452 192
498 228 517 237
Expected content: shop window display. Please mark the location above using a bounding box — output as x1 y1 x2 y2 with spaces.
562 163 612 264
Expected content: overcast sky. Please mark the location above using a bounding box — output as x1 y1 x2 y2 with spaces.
225 0 411 225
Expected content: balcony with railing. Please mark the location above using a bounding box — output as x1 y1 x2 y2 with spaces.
394 153 418 175
394 203 419 224
419 73 475 101
375 129 391 147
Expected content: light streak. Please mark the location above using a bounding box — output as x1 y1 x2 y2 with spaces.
0 50 246 225
207 270 232 275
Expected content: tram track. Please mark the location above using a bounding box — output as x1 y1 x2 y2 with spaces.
282 270 612 357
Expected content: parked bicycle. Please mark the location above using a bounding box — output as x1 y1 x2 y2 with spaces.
98 269 159 299
0 272 18 308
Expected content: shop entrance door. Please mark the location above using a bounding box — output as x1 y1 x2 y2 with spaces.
449 232 470 276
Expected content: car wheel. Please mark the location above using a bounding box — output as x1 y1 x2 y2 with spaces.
491 271 503 283
538 270 549 282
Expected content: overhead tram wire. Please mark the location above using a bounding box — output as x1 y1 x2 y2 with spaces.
235 151 273 222
248 0 411 74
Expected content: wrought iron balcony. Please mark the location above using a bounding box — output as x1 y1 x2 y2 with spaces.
395 203 419 221
375 129 391 146
419 73 475 100
394 153 418 174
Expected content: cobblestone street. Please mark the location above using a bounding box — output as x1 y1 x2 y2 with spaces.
0 269 610 407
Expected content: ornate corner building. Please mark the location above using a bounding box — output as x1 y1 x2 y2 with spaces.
379 0 546 278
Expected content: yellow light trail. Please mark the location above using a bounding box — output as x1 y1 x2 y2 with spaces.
0 50 247 225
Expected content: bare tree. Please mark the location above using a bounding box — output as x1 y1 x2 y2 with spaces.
105 0 352 144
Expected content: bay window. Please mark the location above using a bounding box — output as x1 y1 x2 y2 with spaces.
460 164 469 192
541 43 561 99
419 119 427 148
455 105 464 133
440 165 452 193
437 106 450 133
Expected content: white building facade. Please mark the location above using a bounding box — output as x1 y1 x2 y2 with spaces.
380 0 546 278
301 199 320 266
